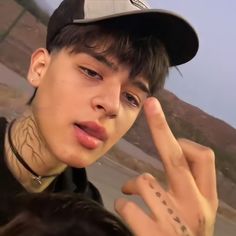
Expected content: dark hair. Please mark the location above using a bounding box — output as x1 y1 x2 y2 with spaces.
28 23 169 104
0 193 133 236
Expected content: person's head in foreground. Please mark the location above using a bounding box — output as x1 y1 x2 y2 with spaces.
0 193 133 236
6 0 198 185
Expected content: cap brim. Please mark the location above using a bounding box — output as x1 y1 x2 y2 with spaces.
73 9 199 66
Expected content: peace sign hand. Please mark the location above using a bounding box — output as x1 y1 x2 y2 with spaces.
115 97 218 236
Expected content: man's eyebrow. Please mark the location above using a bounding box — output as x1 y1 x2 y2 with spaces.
88 51 118 71
84 51 150 94
132 80 150 95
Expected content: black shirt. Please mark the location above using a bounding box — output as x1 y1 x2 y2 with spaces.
0 117 103 204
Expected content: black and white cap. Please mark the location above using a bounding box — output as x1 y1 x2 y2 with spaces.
46 0 199 66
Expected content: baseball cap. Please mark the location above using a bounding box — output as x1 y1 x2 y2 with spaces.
46 0 199 66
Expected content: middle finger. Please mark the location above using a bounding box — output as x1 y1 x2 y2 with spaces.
143 97 195 195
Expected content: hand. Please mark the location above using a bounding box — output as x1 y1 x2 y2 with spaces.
115 97 218 236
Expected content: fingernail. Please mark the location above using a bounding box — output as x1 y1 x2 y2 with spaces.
144 97 162 115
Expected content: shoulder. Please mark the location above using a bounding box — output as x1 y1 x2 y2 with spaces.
0 117 7 125
0 117 8 140
72 167 104 205
0 117 7 141
51 167 103 205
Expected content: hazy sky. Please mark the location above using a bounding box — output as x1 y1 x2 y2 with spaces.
35 0 236 128
149 0 236 129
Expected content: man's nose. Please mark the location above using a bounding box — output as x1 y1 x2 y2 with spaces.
92 85 121 118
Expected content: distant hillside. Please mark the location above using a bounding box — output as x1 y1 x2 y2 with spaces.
125 89 236 181
124 89 236 207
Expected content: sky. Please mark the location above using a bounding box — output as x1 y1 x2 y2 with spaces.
35 0 236 129
149 0 236 129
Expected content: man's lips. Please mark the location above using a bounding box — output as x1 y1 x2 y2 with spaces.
73 121 108 149
77 121 108 141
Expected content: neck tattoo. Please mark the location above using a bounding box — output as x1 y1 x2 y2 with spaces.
7 119 59 185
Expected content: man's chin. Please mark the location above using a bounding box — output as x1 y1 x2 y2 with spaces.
58 152 99 168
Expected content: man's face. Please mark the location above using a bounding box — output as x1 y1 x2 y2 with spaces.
30 48 149 167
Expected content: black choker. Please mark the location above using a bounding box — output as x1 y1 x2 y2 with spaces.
7 119 59 185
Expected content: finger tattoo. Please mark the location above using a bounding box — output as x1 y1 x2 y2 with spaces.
148 182 192 236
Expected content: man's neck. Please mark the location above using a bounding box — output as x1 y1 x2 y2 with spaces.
4 110 67 192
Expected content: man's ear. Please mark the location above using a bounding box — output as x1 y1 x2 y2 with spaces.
27 48 50 87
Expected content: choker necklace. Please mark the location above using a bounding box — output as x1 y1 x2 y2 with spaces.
7 119 59 185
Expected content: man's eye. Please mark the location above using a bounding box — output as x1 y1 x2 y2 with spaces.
123 92 140 108
79 66 102 80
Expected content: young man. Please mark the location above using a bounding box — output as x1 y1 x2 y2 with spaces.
0 0 218 235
